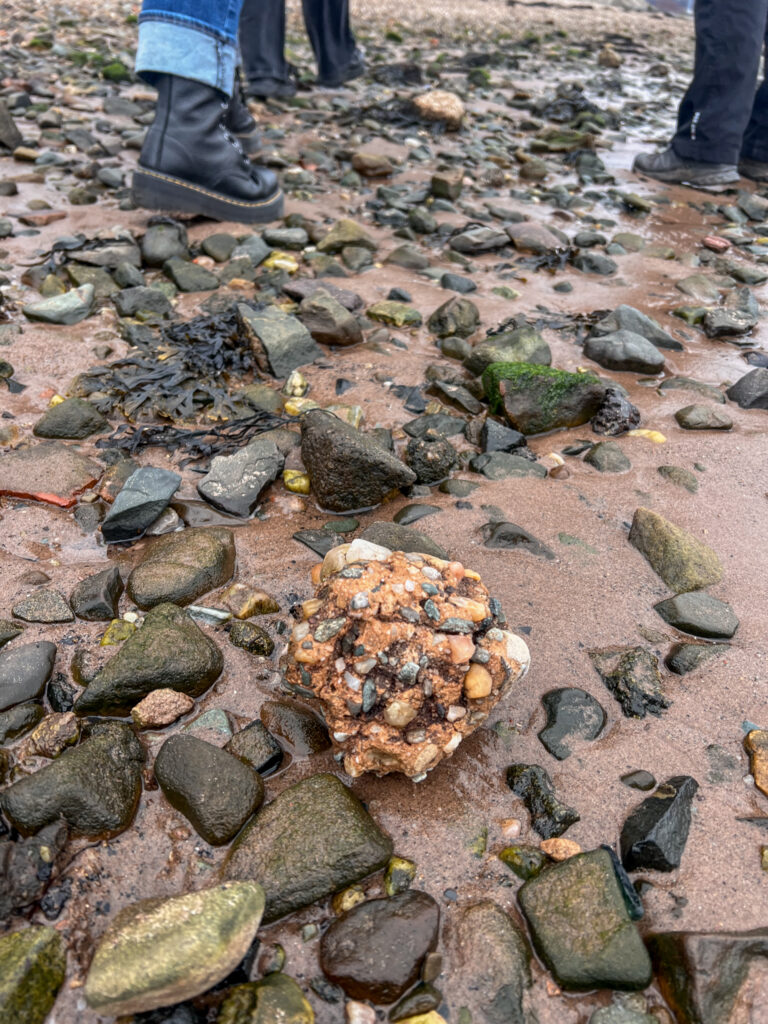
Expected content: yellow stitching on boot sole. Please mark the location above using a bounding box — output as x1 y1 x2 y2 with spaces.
135 168 283 209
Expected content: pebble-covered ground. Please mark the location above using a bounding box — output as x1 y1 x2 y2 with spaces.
1 1 767 1023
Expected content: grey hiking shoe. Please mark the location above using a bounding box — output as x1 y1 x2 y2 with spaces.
739 157 768 183
633 147 739 187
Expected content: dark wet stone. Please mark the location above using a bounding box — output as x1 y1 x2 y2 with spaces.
726 367 768 409
201 233 238 262
12 590 73 624
320 891 439 1003
506 763 580 838
403 413 466 439
263 226 308 249
453 900 531 1024
405 435 457 484
429 380 484 416
481 419 526 453
223 773 394 923
0 702 44 743
238 304 323 378
0 925 66 1024
225 721 283 775
47 676 76 714
69 567 124 621
450 226 510 254
538 688 606 760
393 504 440 526
648 928 768 1024
292 529 338 557
113 286 173 318
589 646 670 718
126 528 235 609
658 465 699 493
572 251 617 276
155 734 263 846
621 775 699 872
591 389 641 436
470 452 547 480
260 699 330 755
703 307 757 338
101 466 181 544
441 272 476 294
385 245 431 270
33 398 108 440
674 404 733 430
499 844 548 880
74 604 223 716
298 289 363 347
360 521 449 559
666 643 729 675
0 642 56 712
427 296 480 338
439 479 477 497
0 821 67 919
216 974 312 1024
232 233 271 265
464 326 551 377
1 721 144 837
66 263 119 299
228 621 274 656
654 593 739 639
584 331 664 375
389 982 442 1021
141 220 189 266
621 770 656 791
518 848 652 991
282 277 363 311
483 521 554 558
484 363 605 435
659 376 725 403
584 441 631 473
197 440 283 518
591 305 682 351
163 257 218 292
301 410 415 513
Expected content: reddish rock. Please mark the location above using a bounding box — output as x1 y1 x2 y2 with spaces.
0 442 101 508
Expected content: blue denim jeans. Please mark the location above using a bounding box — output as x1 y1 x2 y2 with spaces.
135 0 244 95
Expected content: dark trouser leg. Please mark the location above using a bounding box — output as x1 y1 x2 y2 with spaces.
741 14 768 161
302 0 359 85
239 0 289 84
673 0 768 164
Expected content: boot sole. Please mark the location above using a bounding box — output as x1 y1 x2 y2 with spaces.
132 167 283 223
633 163 740 189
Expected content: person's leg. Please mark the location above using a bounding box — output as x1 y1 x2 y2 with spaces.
739 9 768 173
302 0 364 87
239 0 296 98
672 0 768 163
132 0 282 222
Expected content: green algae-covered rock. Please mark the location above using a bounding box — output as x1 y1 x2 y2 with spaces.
1 721 143 837
222 773 393 923
628 507 722 594
126 527 235 609
482 362 605 435
518 848 652 991
0 926 66 1024
366 300 423 328
217 973 314 1024
84 881 265 1017
74 603 223 716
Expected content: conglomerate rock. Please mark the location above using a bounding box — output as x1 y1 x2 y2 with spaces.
283 540 530 778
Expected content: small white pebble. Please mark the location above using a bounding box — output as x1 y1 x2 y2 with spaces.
335 657 346 672
404 580 415 592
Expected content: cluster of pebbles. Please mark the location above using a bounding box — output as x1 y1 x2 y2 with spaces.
284 540 530 778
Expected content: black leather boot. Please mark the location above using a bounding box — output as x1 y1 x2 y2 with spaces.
224 71 262 154
132 74 282 223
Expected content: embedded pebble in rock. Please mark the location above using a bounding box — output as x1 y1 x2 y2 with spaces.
518 848 652 991
197 439 284 517
537 687 606 759
33 397 108 439
69 566 124 621
223 773 393 922
0 926 66 1024
674 404 733 430
12 589 74 624
283 544 529 777
628 507 723 594
589 646 670 718
620 775 699 872
654 592 739 639
126 527 235 609
74 603 223 716
0 642 56 711
506 763 580 838
101 466 182 544
320 891 439 1002
84 882 264 1017
1 721 144 837
130 688 195 729
154 733 264 845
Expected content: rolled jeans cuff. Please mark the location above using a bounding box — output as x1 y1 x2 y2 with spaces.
135 19 236 95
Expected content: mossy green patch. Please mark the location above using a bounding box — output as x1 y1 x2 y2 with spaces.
0 926 66 1024
483 362 600 412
